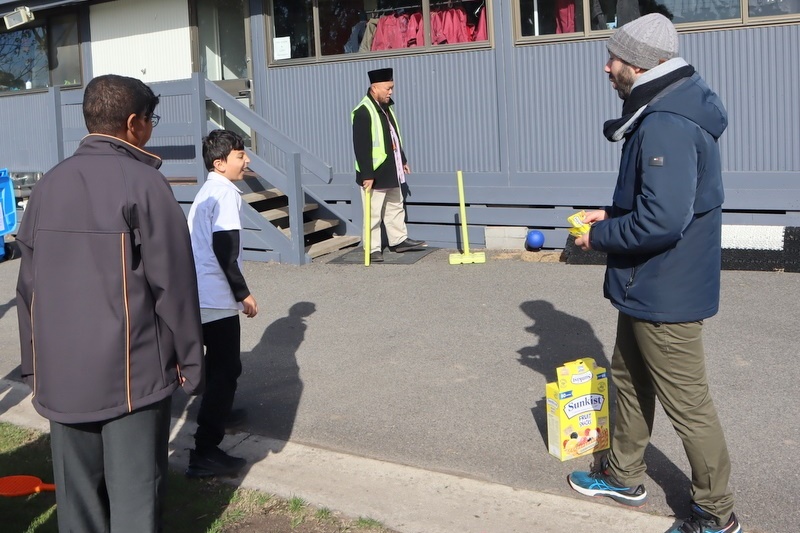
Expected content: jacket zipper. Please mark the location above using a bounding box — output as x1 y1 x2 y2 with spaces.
31 293 36 396
624 266 637 300
121 234 132 412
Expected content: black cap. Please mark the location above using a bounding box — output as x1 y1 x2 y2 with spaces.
368 68 393 84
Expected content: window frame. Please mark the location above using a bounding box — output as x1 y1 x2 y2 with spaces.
266 0 494 67
0 7 83 96
512 0 800 45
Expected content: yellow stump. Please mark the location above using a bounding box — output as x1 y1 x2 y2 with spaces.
449 170 486 265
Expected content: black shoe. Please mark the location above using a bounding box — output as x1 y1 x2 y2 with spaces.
667 504 741 533
389 239 427 253
186 447 246 478
370 251 384 263
225 408 248 433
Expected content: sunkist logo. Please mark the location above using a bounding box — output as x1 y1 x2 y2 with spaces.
571 370 593 385
563 394 604 418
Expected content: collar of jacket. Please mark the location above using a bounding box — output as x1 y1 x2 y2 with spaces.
78 134 163 170
603 59 695 142
365 90 394 111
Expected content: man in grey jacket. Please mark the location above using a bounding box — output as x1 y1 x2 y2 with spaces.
565 15 740 533
16 74 205 533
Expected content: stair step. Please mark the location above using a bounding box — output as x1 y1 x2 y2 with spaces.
261 203 318 222
306 235 362 259
281 218 339 237
242 189 285 204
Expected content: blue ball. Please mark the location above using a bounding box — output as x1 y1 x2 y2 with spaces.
525 230 545 250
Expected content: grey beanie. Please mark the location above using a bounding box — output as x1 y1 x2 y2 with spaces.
607 13 678 70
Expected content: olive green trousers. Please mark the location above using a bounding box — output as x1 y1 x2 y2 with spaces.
606 312 735 524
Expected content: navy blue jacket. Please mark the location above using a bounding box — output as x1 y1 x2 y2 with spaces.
589 72 728 323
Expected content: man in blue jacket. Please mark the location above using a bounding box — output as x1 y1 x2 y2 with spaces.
566 14 740 533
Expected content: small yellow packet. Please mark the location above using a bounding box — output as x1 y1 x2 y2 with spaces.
567 211 591 236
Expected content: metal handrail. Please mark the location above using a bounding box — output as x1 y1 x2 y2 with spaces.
202 78 332 184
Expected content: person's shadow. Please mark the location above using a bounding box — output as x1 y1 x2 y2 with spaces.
518 299 690 514
0 297 28 418
517 300 610 448
0 366 27 418
165 301 315 527
171 300 314 445
237 301 315 445
0 296 15 320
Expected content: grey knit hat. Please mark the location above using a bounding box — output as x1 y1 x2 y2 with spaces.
607 13 678 70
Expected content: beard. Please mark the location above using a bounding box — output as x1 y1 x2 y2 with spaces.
612 66 636 100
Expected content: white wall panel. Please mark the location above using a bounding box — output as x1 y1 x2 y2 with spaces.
90 0 192 82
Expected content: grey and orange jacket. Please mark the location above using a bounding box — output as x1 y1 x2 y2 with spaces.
16 134 205 424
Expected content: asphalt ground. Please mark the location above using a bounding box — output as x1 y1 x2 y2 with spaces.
0 248 797 533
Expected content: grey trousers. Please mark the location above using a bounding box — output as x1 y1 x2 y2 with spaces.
49 396 172 533
606 312 734 523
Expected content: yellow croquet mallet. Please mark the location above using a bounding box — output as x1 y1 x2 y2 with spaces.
364 186 371 266
449 170 486 265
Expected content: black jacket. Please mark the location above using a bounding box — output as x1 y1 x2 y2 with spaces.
352 92 407 189
16 134 205 424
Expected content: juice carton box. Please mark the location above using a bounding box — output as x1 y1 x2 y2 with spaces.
546 358 610 461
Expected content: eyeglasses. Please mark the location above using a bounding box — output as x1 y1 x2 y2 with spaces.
149 113 160 127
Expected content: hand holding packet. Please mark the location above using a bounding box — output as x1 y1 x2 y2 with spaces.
567 211 591 237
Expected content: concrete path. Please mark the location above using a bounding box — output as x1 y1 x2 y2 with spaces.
1 378 674 533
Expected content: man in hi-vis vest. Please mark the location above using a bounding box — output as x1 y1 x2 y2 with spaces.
352 67 426 263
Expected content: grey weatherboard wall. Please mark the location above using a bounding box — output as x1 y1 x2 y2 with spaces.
1 0 799 254
253 13 800 248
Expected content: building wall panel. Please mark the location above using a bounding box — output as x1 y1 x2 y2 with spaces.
90 0 192 82
513 24 800 174
513 41 620 173
0 92 57 172
262 50 501 175
683 24 800 173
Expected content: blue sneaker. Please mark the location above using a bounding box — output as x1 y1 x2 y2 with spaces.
568 461 648 507
669 504 741 533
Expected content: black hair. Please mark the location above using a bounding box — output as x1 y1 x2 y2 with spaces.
202 129 245 171
82 74 159 135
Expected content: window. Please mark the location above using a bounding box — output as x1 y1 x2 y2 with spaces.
748 0 799 17
0 12 80 94
270 0 489 62
518 0 798 40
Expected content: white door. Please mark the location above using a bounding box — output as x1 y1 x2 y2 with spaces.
197 0 253 146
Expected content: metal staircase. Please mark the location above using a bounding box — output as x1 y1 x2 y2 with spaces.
47 74 360 264
240 182 359 260
172 76 361 264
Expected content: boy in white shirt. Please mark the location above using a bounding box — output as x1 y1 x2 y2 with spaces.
186 129 258 477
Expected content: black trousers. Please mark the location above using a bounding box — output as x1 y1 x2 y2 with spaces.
49 396 172 533
195 315 242 451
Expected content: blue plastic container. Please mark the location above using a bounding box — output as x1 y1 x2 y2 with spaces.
0 168 17 260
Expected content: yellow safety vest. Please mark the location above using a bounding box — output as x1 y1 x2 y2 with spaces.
352 96 402 172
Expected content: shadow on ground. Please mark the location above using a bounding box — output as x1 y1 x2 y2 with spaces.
517 299 691 516
169 301 316 513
